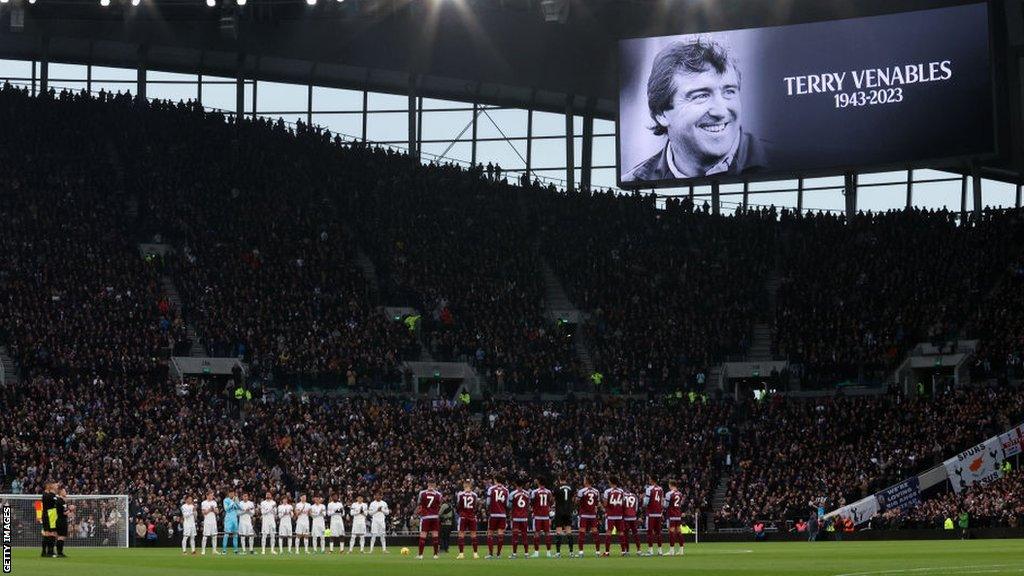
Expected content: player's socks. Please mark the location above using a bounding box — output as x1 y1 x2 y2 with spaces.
432 536 439 556
458 536 464 553
329 541 334 553
497 537 503 556
381 535 387 552
418 536 426 556
471 536 477 553
487 536 493 556
555 534 561 553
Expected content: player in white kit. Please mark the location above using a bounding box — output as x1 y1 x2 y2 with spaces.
200 491 220 555
294 494 312 553
368 492 390 554
278 495 295 554
348 495 369 553
310 496 327 553
238 492 256 554
181 496 197 554
327 494 346 554
259 492 278 555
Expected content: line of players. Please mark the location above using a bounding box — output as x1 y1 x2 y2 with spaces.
415 474 689 560
179 489 391 556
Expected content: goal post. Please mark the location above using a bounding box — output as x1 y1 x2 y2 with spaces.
1 494 130 548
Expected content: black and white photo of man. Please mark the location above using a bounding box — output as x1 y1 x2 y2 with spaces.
623 38 769 183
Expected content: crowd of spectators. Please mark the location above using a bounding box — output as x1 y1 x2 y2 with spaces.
775 208 1024 388
531 188 774 393
889 467 1024 529
0 85 179 381
3 85 1024 538
716 384 1024 528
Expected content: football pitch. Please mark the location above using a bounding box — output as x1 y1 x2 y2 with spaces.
9 540 1024 576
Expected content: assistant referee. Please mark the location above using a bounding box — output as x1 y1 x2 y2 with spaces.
40 481 58 558
55 487 70 557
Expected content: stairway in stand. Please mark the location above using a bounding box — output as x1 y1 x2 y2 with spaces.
160 275 206 357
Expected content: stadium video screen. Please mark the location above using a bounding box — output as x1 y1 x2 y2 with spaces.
617 2 993 188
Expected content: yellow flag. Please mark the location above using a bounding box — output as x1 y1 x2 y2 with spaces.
611 526 617 535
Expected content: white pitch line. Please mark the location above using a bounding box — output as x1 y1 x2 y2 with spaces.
834 564 1024 576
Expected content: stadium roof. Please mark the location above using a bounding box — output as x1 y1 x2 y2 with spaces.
0 0 1019 181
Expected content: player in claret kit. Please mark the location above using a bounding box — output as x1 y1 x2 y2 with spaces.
455 480 480 559
508 481 531 559
644 477 665 556
603 478 627 557
576 478 601 558
665 479 685 557
417 480 444 559
530 478 554 558
485 476 509 559
623 488 643 556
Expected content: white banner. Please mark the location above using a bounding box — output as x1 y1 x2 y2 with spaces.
998 423 1024 459
944 437 1005 493
827 496 879 525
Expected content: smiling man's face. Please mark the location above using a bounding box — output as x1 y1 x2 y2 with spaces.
656 66 741 173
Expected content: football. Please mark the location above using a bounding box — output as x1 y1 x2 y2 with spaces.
400 547 410 556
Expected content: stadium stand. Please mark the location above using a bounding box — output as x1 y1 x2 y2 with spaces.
1 85 1024 537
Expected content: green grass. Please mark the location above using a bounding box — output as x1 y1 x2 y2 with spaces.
11 540 1024 576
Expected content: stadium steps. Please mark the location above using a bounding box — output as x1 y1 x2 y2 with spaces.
159 275 207 358
353 247 381 301
745 253 783 362
539 257 595 376
708 472 732 532
707 365 724 392
0 346 20 386
104 139 136 220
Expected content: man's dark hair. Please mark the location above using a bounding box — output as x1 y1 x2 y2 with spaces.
647 37 739 136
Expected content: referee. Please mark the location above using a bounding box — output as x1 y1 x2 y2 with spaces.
55 487 70 557
40 482 57 558
553 475 574 558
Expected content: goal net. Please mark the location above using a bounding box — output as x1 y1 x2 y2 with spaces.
1 494 129 548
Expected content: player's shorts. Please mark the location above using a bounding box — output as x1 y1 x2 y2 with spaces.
487 516 507 531
371 519 387 535
278 521 293 537
224 519 239 534
419 518 440 533
554 512 572 528
203 520 218 536
295 517 310 535
350 519 367 535
183 521 197 538
623 519 638 532
578 517 599 532
330 517 346 537
239 518 254 536
457 516 478 532
312 519 326 537
532 518 551 532
646 515 662 533
510 518 529 531
261 520 276 535
667 517 684 537
56 521 68 538
605 518 624 535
